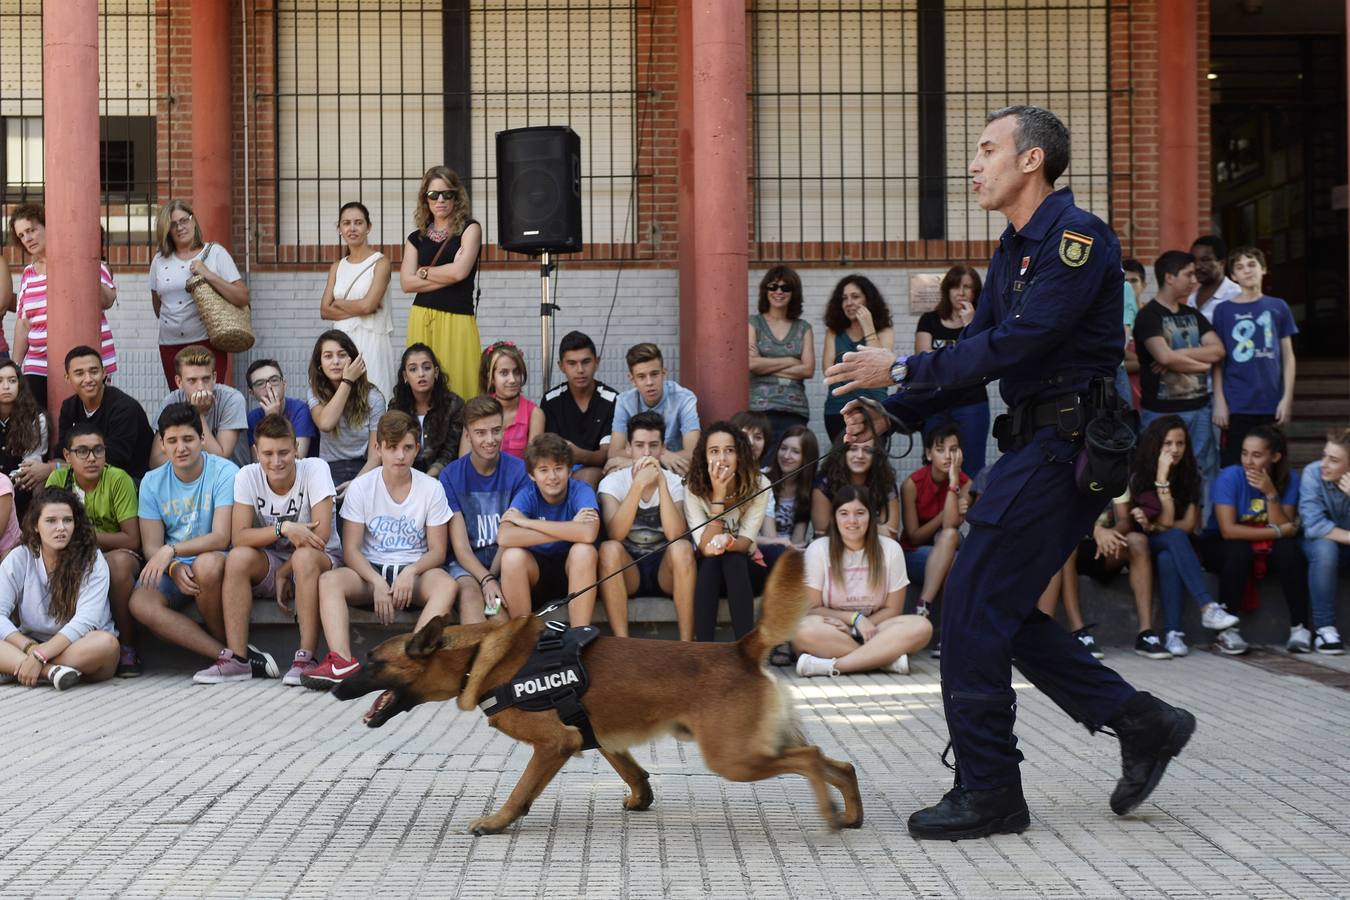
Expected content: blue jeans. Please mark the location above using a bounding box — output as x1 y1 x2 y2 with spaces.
925 399 990 478
1148 529 1214 633
1113 365 1132 408
1303 537 1350 629
1141 405 1218 512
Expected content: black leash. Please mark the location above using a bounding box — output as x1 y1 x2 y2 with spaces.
532 396 916 619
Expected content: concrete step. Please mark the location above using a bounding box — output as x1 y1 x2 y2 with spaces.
1293 397 1350 418
1296 358 1348 377
1293 376 1349 397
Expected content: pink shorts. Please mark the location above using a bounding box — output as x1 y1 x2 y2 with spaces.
254 547 344 597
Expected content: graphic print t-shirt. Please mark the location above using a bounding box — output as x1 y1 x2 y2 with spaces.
598 464 686 556
1212 296 1298 416
438 453 530 557
1133 300 1215 413
340 467 453 566
234 457 341 555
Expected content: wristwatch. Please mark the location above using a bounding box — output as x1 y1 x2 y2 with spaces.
889 355 909 385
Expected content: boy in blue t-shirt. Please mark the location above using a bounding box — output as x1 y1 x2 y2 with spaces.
498 433 600 618
245 359 318 459
440 396 529 622
129 403 257 678
1212 246 1298 467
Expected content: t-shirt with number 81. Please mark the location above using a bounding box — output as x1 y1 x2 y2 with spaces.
1212 296 1298 416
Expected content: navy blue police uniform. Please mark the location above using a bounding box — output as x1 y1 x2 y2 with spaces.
884 187 1138 791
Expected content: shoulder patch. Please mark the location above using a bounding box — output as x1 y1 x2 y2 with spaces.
1059 230 1094 268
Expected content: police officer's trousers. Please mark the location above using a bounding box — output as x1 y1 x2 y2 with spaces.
939 434 1138 791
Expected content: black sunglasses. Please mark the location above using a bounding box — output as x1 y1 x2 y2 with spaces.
426 190 453 201
766 282 792 293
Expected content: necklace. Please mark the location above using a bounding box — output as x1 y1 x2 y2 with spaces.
427 226 450 242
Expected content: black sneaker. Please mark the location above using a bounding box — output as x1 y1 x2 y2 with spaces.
1134 630 1172 660
1107 691 1196 815
247 644 280 679
908 783 1031 840
1074 625 1105 659
116 645 142 678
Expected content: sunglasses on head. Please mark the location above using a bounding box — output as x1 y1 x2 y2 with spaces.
426 190 453 201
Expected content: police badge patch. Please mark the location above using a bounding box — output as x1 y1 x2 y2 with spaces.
1059 230 1094 267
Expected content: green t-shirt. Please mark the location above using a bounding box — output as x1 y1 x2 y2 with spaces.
45 464 138 534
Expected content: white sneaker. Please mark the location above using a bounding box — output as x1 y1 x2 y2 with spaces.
1214 627 1249 655
1164 630 1189 657
1314 625 1345 655
1200 603 1239 631
882 654 909 675
795 653 839 678
48 665 81 691
1286 624 1312 654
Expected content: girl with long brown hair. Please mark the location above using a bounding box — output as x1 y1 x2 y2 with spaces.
792 485 932 676
759 423 819 558
0 358 50 517
399 166 483 399
684 422 771 641
0 488 119 689
307 329 387 492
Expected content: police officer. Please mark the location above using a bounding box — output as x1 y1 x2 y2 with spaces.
826 106 1195 840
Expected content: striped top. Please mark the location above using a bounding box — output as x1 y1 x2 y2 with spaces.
16 263 118 376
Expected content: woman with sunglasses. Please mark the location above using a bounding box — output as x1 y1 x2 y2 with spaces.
149 199 247 387
399 167 482 400
749 266 815 454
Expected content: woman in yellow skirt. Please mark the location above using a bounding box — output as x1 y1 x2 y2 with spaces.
399 166 483 400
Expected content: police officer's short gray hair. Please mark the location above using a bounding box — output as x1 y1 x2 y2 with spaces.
987 106 1070 185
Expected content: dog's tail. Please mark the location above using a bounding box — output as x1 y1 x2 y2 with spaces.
739 548 809 665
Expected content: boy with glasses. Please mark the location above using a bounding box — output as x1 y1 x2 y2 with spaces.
244 358 317 459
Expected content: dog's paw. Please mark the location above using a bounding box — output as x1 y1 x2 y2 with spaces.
468 816 506 836
840 809 864 829
624 780 654 812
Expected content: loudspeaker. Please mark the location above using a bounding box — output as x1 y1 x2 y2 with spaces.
496 126 583 254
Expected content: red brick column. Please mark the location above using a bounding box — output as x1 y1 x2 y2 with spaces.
42 0 103 417
191 0 234 253
677 0 748 424
1157 0 1199 252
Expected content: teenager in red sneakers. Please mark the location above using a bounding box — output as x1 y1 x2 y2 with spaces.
304 411 457 689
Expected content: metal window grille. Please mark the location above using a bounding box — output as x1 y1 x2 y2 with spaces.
749 0 1119 264
0 0 163 250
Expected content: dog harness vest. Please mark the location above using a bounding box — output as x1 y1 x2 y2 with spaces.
478 622 601 750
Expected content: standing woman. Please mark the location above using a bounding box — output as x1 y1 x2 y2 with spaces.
821 275 894 443
749 266 815 452
916 265 990 477
389 343 464 477
684 422 771 641
149 199 247 387
0 360 50 518
0 488 120 689
399 167 482 400
320 201 396 401
0 253 13 361
307 330 386 494
466 341 542 460
11 204 119 406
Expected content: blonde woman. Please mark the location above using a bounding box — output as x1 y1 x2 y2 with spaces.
399 167 482 399
320 201 396 401
149 199 248 387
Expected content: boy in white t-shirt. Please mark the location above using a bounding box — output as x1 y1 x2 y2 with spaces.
304 411 456 688
594 411 696 639
197 414 343 687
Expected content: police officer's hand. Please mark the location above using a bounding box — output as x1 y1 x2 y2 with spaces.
839 399 889 445
824 346 896 394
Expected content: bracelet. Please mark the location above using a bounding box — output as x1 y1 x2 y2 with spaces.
275 521 284 540
1154 480 1170 488
479 572 498 586
168 560 181 577
1269 523 1282 537
862 332 878 343
22 640 37 656
341 378 356 387
948 484 961 494
31 647 48 666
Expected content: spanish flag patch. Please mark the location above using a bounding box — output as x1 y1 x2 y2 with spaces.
1058 230 1094 268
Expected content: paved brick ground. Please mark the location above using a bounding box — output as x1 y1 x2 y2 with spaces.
2 646 1348 898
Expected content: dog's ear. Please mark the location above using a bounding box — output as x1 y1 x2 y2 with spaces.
458 617 537 711
407 616 448 659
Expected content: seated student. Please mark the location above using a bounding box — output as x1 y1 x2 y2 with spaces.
305 411 457 688
812 434 899 541
541 330 618 489
498 434 601 618
0 359 50 517
208 414 342 687
1298 428 1350 655
1123 415 1237 658
1212 246 1298 467
55 345 155 483
0 474 19 560
684 422 770 641
440 396 530 624
390 343 464 477
793 486 932 677
308 329 386 493
1199 425 1309 655
129 403 256 678
731 410 772 472
607 343 701 476
151 344 249 468
471 341 543 461
0 488 120 690
595 412 696 639
244 359 317 459
900 422 970 620
758 424 820 565
44 422 142 676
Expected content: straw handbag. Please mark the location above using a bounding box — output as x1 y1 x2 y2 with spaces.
186 243 255 352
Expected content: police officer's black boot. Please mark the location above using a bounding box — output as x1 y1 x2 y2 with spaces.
907 767 1030 841
1106 691 1196 815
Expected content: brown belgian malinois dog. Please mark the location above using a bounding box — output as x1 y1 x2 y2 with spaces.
333 549 863 835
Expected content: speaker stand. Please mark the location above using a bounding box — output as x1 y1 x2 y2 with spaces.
537 251 559 401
